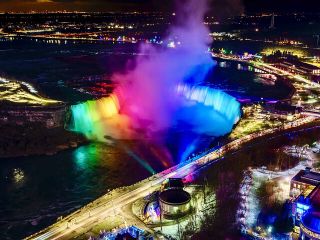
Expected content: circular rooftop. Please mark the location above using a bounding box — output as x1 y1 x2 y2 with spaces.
159 189 191 205
301 209 320 234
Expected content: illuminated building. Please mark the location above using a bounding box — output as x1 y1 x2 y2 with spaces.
293 195 312 226
290 168 320 239
89 225 153 240
159 189 191 219
300 211 320 240
159 178 191 219
299 187 320 240
290 168 320 198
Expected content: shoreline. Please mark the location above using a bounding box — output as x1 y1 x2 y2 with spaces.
0 125 88 159
0 139 87 159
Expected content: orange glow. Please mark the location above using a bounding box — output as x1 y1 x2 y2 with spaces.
97 94 120 119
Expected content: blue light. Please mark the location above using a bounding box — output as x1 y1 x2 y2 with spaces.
179 138 200 163
297 203 311 211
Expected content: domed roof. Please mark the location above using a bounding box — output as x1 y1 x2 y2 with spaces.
159 189 191 205
301 209 320 234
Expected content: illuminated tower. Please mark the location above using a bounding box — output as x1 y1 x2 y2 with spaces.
315 35 319 46
269 13 275 29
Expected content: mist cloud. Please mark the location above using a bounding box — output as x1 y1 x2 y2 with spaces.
70 0 241 142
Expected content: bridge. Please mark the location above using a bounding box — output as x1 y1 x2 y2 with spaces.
211 52 320 88
25 116 317 240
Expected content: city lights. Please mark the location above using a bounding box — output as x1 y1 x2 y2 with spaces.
0 78 61 105
2 2 320 240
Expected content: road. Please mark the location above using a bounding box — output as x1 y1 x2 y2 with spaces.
25 113 317 240
212 52 320 85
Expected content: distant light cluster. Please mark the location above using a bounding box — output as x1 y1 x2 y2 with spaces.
0 77 61 106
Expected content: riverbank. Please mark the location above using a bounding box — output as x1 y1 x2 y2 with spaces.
0 124 87 158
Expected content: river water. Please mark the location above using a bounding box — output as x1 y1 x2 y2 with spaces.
0 39 294 239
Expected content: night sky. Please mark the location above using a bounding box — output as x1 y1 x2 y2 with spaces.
0 0 319 14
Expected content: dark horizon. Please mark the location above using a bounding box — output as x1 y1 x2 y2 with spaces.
0 0 319 15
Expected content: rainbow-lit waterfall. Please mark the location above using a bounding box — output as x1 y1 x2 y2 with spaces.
69 0 242 142
70 94 127 141
177 84 241 125
70 84 241 141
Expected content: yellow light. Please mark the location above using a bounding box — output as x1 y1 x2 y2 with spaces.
0 78 61 106
261 47 307 58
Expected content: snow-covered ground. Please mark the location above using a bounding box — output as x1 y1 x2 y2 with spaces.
236 143 318 239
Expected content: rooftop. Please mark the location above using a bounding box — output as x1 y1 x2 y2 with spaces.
301 209 320 234
159 189 191 205
292 169 320 186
